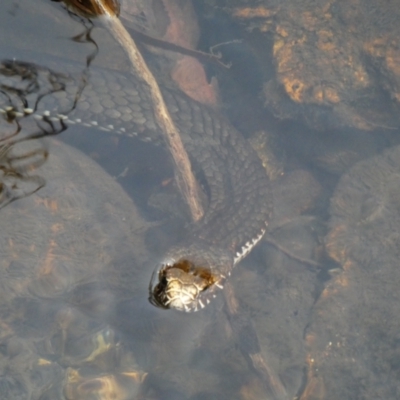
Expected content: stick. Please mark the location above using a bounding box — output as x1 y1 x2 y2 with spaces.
64 0 204 221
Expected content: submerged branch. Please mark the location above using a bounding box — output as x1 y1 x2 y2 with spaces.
61 0 204 222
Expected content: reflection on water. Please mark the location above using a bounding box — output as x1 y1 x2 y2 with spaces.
0 138 47 208
1 0 400 399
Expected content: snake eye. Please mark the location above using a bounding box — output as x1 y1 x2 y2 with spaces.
148 258 223 312
159 273 168 287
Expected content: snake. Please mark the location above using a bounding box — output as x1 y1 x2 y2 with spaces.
0 54 272 312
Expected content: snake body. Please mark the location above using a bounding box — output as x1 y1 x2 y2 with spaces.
0 56 272 311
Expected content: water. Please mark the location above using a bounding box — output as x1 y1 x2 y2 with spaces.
1 0 400 399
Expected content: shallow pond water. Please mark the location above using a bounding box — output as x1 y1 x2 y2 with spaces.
0 1 400 399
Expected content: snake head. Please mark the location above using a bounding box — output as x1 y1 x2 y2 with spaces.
149 244 232 312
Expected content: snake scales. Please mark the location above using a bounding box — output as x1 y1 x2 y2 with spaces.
0 53 272 311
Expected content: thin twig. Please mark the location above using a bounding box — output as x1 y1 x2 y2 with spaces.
65 0 204 222
127 27 230 69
